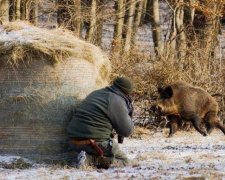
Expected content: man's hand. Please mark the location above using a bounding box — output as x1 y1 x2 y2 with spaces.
118 135 124 144
128 109 133 118
127 95 134 118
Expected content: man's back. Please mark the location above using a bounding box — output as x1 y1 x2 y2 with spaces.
67 86 134 140
67 77 134 168
67 87 112 140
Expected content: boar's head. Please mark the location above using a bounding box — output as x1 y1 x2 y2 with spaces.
155 85 179 116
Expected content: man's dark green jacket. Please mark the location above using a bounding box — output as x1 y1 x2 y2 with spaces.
67 86 134 140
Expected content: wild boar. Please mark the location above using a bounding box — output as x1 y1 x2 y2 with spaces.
155 81 225 137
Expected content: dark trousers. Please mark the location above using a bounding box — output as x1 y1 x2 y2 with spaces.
69 139 129 168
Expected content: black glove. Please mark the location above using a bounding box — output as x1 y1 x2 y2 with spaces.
117 135 124 144
119 96 133 144
127 95 134 118
128 109 133 118
110 130 116 138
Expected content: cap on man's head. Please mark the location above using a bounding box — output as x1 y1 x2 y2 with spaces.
113 77 134 94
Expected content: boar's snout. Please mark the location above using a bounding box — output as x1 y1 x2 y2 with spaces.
150 105 157 112
150 104 163 114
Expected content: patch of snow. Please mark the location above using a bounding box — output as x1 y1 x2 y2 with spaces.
1 130 225 179
0 22 37 44
0 156 22 164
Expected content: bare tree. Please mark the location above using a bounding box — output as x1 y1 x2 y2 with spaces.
198 0 222 61
165 0 187 60
164 0 224 63
7 0 38 24
184 0 196 47
141 0 148 24
132 0 145 45
182 0 224 61
30 0 38 25
15 0 21 20
175 0 186 58
149 0 163 56
0 0 9 23
123 0 136 54
21 0 26 20
57 0 74 29
9 0 16 21
85 0 97 43
112 0 125 54
95 0 105 46
73 0 82 36
134 0 144 28
144 0 151 23
57 0 82 36
20 0 32 21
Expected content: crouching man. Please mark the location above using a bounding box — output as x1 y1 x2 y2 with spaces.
67 77 134 169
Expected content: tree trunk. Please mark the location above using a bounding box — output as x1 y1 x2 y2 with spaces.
112 0 125 54
184 0 196 47
57 0 70 28
144 0 152 24
30 0 38 25
15 0 21 20
0 0 9 23
150 0 163 56
95 0 105 46
96 20 103 46
132 0 144 45
141 0 148 24
9 0 16 21
25 0 31 20
175 0 186 59
200 1 221 61
57 0 78 31
189 1 222 62
184 0 195 26
123 0 136 54
21 0 27 20
86 0 97 43
167 2 177 60
134 0 144 27
73 0 82 36
131 1 144 48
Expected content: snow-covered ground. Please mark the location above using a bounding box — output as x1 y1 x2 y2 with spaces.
1 129 225 180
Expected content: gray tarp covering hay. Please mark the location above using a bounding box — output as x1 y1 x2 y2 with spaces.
0 22 110 161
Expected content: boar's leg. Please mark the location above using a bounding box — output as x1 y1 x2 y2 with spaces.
182 121 191 131
167 121 177 137
204 112 215 134
205 112 225 135
166 115 178 137
189 114 207 136
216 121 225 135
205 122 214 134
214 121 225 135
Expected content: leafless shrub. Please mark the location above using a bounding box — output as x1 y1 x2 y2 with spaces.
111 44 225 128
0 158 32 169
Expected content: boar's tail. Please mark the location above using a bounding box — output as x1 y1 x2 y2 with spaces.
211 93 224 97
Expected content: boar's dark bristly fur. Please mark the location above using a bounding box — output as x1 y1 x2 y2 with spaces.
155 81 225 137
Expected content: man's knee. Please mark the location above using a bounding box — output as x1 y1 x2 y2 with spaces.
111 140 129 166
69 139 130 168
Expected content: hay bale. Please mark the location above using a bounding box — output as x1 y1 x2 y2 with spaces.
0 21 111 161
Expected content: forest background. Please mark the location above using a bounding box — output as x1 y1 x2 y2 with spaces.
1 0 225 127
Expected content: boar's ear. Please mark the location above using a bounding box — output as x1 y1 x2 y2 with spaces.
164 86 173 98
157 87 164 94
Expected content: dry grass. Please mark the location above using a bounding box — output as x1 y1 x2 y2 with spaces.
0 21 111 161
0 21 110 71
131 126 152 139
111 46 225 126
0 158 32 169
